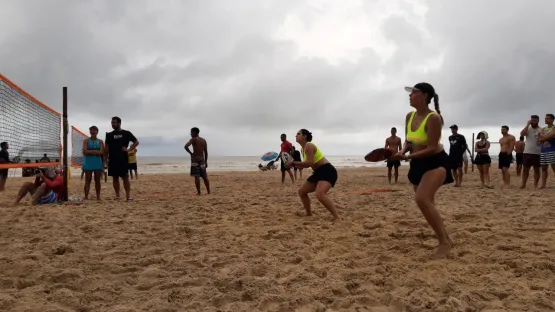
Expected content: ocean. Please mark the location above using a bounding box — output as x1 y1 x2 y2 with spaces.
131 155 393 174
6 154 504 177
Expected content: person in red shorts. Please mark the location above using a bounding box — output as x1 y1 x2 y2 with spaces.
275 133 295 184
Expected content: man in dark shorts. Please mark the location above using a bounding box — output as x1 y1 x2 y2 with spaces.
185 127 210 195
448 125 469 187
276 133 295 184
291 146 303 180
520 115 542 189
105 117 139 200
0 142 10 192
498 125 516 188
384 127 402 184
514 136 525 176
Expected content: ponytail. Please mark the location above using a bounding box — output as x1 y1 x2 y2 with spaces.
433 94 443 124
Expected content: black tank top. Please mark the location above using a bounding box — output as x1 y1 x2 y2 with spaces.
477 142 488 154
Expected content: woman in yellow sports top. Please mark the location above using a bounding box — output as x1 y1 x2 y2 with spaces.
285 129 340 222
392 82 453 259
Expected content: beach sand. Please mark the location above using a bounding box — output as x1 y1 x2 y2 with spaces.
0 167 554 311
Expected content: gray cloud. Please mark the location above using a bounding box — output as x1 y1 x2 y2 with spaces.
1 0 553 156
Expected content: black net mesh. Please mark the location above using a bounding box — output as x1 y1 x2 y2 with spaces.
0 74 61 167
71 126 87 168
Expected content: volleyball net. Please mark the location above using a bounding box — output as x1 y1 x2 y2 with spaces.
0 73 61 169
71 126 88 168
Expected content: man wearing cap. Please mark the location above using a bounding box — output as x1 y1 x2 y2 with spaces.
448 124 470 187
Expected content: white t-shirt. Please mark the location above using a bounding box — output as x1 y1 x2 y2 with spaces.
524 125 542 155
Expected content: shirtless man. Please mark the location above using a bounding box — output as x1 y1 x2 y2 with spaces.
184 127 210 195
514 136 525 176
498 125 516 188
384 127 402 183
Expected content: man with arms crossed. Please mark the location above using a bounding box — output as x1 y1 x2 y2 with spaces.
185 127 210 195
448 125 470 187
384 127 402 184
498 125 516 188
514 136 525 176
520 115 542 189
276 133 295 184
538 114 555 189
105 117 139 200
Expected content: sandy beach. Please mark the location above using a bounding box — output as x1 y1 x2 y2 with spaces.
0 167 554 312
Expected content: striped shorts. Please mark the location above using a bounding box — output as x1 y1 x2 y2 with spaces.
37 191 58 205
540 151 555 165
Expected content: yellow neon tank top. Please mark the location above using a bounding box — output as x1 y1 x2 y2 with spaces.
406 111 440 146
302 142 324 163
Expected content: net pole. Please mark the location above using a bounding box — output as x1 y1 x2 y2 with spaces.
62 87 69 201
471 132 475 172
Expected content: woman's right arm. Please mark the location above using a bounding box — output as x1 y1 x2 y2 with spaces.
399 112 412 154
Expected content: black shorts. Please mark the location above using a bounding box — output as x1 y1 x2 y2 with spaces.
307 163 338 187
474 153 491 166
0 169 7 179
128 162 137 170
386 160 401 168
407 151 453 186
515 153 523 165
498 152 512 169
108 157 129 178
523 153 540 168
448 153 463 170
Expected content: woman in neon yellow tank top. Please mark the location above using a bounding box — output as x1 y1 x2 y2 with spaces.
391 82 454 259
285 129 339 221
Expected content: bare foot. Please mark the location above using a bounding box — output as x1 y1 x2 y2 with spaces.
431 243 452 260
296 211 312 217
519 185 526 189
538 185 546 189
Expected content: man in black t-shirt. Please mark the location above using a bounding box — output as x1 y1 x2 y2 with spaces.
0 142 10 192
105 117 139 200
448 125 470 187
291 146 303 180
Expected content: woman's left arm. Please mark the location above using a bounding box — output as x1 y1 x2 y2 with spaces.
405 114 443 160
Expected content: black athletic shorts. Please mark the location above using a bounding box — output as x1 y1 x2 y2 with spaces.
515 153 523 165
0 169 7 178
108 157 129 178
307 163 338 187
386 160 401 168
498 152 513 169
128 162 137 170
474 153 492 166
407 151 454 186
448 153 463 170
523 153 540 168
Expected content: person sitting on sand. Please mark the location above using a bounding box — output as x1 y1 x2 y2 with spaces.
13 167 65 205
474 132 493 188
285 129 340 222
390 82 453 259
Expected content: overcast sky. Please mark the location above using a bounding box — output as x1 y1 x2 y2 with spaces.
1 0 554 156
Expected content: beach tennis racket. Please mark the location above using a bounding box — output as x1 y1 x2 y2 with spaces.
364 148 394 162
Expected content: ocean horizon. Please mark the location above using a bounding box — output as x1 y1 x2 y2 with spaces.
5 154 506 177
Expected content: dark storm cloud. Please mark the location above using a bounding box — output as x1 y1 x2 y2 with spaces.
2 0 554 155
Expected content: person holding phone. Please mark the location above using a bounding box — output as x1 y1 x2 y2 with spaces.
13 167 64 205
